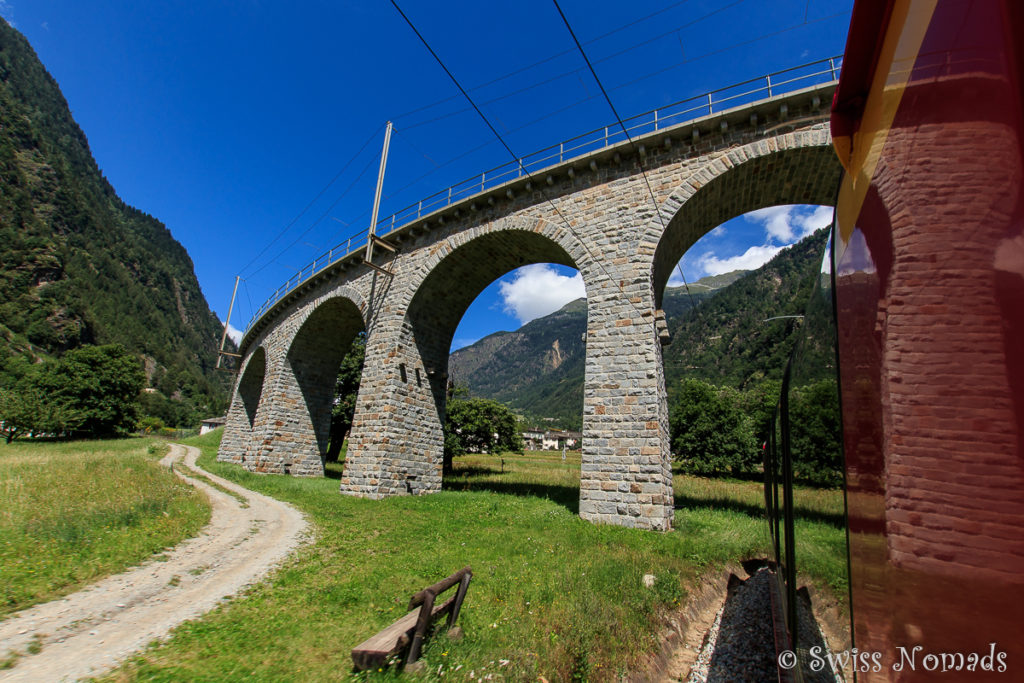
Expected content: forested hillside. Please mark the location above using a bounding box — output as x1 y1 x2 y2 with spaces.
448 271 745 429
449 229 829 427
0 22 230 424
662 229 829 404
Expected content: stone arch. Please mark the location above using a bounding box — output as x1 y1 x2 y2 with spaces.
341 219 590 500
412 225 584 446
217 344 269 466
407 223 582 350
649 132 841 308
274 294 366 475
238 346 267 428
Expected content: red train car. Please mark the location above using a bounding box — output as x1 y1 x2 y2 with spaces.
768 1 1024 680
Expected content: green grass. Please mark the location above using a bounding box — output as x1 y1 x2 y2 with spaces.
105 438 846 682
0 437 211 618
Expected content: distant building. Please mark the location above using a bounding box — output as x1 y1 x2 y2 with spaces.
542 429 581 451
199 416 226 435
522 428 582 451
522 427 546 450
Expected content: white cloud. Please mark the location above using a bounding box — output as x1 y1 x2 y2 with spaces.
697 244 786 276
675 204 833 282
498 264 585 325
746 205 833 244
222 321 243 345
0 1 13 25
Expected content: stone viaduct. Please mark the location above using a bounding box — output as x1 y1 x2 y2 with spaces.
218 82 842 531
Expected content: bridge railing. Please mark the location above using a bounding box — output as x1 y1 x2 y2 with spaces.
244 55 842 333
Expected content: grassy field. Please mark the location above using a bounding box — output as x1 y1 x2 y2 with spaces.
105 435 846 682
0 437 211 618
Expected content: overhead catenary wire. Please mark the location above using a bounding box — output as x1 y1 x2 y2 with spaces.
370 8 847 222
397 0 752 133
391 0 746 130
551 0 701 316
239 3 850 331
238 123 385 278
246 154 379 280
388 0 650 321
241 278 255 327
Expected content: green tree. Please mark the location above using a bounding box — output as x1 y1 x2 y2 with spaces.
326 335 365 462
443 393 523 473
737 379 782 450
0 385 82 443
35 344 145 438
788 378 843 486
670 378 757 476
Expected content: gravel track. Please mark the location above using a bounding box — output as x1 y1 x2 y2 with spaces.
0 443 310 682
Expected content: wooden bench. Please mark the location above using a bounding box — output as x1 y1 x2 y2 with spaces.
351 566 472 672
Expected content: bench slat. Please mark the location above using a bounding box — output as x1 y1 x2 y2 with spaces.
351 596 455 670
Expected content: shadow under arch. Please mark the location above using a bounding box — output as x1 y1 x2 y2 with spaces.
651 144 841 309
403 226 585 477
284 294 366 470
238 346 267 428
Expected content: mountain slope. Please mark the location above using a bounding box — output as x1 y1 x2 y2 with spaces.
662 229 829 404
0 22 229 420
449 271 745 429
449 230 829 426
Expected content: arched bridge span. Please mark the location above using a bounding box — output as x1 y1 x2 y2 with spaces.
219 82 841 531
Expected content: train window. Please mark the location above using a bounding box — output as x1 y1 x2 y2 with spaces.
773 220 853 679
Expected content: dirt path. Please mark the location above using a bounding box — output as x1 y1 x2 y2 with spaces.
0 443 310 682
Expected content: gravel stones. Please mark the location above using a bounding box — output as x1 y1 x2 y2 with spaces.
687 568 841 683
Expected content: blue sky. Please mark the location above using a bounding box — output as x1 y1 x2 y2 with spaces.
0 1 851 350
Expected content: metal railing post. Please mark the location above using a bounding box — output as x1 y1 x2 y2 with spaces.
654 109 659 131
766 73 773 97
707 92 713 115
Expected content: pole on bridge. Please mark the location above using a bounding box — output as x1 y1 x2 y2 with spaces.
365 121 394 265
216 275 241 369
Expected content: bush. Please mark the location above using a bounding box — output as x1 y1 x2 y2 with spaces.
137 415 165 434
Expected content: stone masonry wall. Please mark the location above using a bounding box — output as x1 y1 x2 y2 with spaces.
218 346 265 466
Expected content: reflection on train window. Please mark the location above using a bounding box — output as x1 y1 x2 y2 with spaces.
766 222 852 680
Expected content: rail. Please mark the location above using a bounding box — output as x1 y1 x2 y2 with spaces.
244 55 842 333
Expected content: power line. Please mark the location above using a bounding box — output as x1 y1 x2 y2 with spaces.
239 123 384 278
241 277 255 325
393 125 441 168
389 2 522 166
609 10 850 95
247 154 379 279
395 0 752 133
389 0 649 320
551 0 700 316
390 0 702 125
